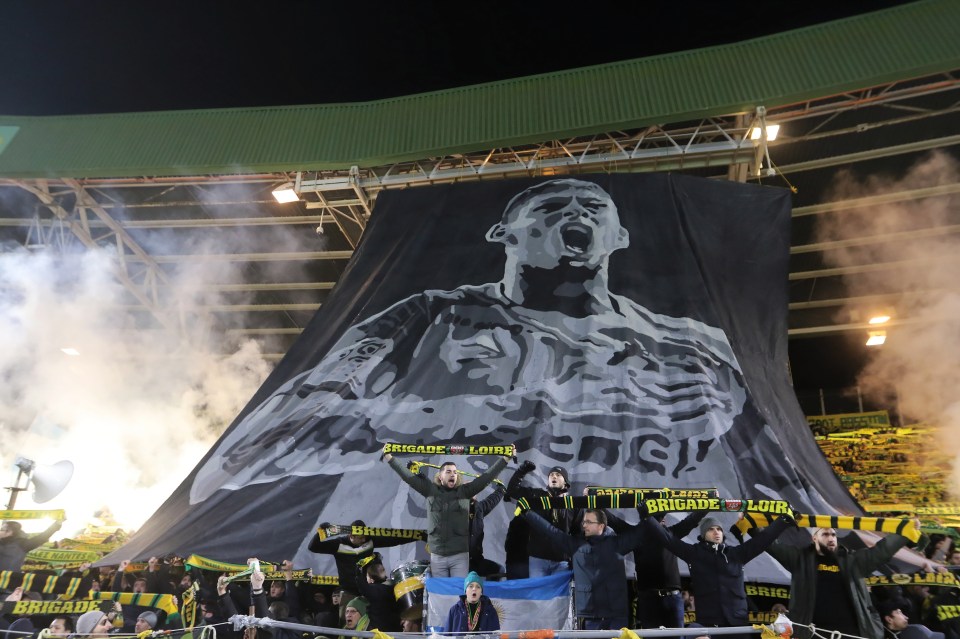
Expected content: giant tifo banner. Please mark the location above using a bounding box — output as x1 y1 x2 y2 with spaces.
103 174 859 572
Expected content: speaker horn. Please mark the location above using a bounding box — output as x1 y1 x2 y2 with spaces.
28 460 74 503
7 456 74 510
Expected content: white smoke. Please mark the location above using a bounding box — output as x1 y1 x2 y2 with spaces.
0 240 273 537
815 150 960 496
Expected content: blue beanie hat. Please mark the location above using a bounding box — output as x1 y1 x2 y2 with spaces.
464 571 483 592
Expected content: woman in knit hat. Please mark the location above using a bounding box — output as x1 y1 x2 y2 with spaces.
445 571 500 633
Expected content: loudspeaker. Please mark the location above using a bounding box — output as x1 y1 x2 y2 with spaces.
30 460 74 503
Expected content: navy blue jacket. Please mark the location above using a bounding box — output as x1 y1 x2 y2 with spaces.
446 594 500 632
524 512 644 619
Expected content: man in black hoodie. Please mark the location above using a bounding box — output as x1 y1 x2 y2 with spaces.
507 460 578 577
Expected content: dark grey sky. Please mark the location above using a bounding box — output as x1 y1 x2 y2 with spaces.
1 0 911 115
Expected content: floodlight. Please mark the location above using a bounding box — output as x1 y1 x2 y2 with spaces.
868 315 891 325
750 124 780 141
60 347 80 356
866 331 887 346
272 182 299 203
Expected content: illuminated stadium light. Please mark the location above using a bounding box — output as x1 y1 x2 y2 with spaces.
60 347 80 356
868 315 891 325
866 330 887 346
750 124 780 141
271 182 299 203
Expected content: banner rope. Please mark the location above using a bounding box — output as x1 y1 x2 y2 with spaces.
793 623 869 639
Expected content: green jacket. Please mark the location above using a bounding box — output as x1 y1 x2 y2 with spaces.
388 455 507 556
767 534 910 639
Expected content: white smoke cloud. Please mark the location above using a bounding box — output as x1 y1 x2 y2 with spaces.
0 241 273 536
815 150 960 496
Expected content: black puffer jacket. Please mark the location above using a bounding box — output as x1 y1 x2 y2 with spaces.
644 514 792 626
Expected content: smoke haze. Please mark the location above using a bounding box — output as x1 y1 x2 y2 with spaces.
815 151 960 495
0 230 274 537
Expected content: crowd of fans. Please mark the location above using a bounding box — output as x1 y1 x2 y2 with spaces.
3 457 960 639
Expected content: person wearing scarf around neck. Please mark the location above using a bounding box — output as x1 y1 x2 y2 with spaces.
445 571 500 633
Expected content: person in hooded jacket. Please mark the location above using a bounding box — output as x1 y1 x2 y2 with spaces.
643 512 794 634
469 481 506 577
308 518 417 610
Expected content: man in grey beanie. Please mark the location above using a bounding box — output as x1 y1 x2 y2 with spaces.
134 611 158 634
74 610 113 637
645 511 795 635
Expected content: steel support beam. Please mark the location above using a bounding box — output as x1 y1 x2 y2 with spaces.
15 180 178 332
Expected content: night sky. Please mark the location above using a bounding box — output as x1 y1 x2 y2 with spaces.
1 1 912 116
1 1 919 396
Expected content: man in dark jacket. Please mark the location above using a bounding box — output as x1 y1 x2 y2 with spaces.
524 507 645 630
765 526 915 639
308 518 416 611
879 598 946 639
507 460 579 576
354 555 401 631
469 481 506 577
645 513 793 633
385 453 510 577
445 571 500 633
0 520 62 572
606 509 705 628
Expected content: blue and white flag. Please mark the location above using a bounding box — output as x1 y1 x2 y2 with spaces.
425 572 574 632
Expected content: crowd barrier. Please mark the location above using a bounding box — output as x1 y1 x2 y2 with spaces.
228 615 767 639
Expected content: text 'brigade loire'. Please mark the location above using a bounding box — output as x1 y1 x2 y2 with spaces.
646 498 791 514
382 444 514 456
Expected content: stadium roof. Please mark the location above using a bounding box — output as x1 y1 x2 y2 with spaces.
0 0 957 178
0 0 958 403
